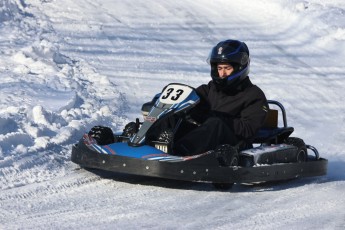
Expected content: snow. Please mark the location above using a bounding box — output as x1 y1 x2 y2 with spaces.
1 0 345 229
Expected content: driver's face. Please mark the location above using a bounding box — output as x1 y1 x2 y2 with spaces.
217 63 234 79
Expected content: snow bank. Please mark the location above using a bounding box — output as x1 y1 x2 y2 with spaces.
0 0 129 189
0 0 24 22
0 37 127 157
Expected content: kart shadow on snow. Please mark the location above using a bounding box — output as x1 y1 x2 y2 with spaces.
325 160 345 181
84 160 344 193
235 161 345 192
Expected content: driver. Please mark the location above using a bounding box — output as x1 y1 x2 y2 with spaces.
90 39 268 156
172 39 268 155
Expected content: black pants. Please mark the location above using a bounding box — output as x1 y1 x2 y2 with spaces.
173 117 238 156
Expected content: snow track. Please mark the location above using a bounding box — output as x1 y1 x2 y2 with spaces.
1 0 345 229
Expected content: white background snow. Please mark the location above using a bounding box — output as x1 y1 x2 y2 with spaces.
1 0 345 229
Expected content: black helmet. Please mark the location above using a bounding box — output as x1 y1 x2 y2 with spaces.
207 39 250 90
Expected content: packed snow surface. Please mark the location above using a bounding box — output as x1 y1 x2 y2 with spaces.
1 0 345 229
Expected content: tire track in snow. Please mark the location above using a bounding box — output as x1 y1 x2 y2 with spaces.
0 169 102 201
0 170 108 227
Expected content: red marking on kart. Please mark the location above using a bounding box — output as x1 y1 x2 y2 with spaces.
182 151 210 161
145 116 157 122
103 145 117 155
83 134 97 145
142 153 170 159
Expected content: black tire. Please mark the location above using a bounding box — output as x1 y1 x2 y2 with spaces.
88 126 114 145
213 144 239 190
215 144 239 167
285 137 308 162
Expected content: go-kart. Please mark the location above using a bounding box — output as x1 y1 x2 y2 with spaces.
71 83 328 189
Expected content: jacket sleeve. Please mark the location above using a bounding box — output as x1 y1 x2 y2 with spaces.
220 89 268 140
189 84 212 123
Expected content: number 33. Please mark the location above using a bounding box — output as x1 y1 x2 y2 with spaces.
162 88 184 101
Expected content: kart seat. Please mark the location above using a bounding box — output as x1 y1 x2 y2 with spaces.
253 126 294 144
252 100 294 144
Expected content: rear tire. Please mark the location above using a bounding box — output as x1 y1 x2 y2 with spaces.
285 137 308 162
213 145 239 190
215 144 239 167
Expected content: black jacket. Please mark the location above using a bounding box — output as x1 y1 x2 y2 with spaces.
193 77 268 141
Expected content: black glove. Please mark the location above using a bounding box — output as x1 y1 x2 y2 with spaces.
88 126 114 145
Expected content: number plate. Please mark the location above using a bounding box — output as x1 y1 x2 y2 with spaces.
159 84 193 104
